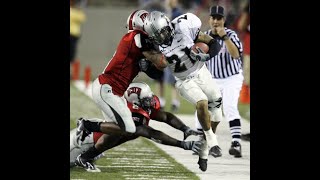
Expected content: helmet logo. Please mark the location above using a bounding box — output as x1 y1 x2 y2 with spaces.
140 13 148 23
127 87 142 98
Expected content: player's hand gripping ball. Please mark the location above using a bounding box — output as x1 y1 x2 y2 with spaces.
191 42 209 53
190 42 210 62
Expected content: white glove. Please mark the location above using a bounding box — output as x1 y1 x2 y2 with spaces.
190 47 210 62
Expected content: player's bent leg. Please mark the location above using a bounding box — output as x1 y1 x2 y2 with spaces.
92 78 136 133
194 112 222 157
96 133 138 152
196 100 211 131
196 100 218 149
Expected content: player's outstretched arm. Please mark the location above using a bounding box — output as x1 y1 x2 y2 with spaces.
139 59 164 80
152 111 202 140
142 50 168 70
134 125 201 151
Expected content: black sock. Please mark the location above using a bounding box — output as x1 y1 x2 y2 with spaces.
179 125 189 132
177 140 183 148
84 121 102 132
81 146 103 160
229 119 241 142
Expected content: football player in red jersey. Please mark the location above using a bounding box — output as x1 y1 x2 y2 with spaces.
82 10 167 140
72 82 202 172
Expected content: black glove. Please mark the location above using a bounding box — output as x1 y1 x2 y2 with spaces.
183 127 203 140
190 47 210 62
138 59 151 72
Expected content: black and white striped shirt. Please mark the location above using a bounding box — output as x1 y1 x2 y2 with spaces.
204 28 243 79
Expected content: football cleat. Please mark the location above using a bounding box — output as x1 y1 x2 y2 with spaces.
197 157 207 172
229 141 242 158
75 154 101 172
76 117 91 146
209 145 222 158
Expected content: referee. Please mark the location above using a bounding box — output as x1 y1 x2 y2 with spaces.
194 5 244 158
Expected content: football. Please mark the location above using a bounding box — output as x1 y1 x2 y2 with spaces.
191 42 209 54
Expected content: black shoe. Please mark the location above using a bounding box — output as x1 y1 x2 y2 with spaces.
241 133 250 141
76 117 91 145
209 145 222 158
197 157 207 172
75 154 101 172
229 141 242 158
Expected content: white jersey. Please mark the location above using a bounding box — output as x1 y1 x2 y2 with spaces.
158 13 205 80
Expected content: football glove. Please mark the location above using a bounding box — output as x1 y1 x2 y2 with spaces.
182 140 203 151
183 127 203 140
190 47 210 62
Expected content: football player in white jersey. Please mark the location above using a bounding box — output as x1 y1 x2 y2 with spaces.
144 11 223 172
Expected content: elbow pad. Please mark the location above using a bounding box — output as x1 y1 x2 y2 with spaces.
208 39 222 58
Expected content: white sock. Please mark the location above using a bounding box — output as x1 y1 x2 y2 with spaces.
203 128 218 148
199 139 209 159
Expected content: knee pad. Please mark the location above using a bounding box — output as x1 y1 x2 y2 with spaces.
208 105 223 123
208 97 222 109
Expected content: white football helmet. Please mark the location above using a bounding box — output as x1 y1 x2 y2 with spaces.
124 82 155 111
126 10 149 32
143 11 175 46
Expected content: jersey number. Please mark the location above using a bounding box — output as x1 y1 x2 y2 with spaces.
177 15 187 23
166 47 196 73
167 14 196 73
167 55 187 72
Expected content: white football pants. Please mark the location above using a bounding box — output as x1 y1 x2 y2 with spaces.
92 78 136 133
195 72 243 129
175 64 223 123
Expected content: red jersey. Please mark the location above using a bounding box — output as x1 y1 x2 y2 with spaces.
98 30 152 96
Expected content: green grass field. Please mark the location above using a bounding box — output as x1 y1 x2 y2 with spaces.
70 84 200 180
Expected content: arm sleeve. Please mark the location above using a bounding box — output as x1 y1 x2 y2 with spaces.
143 64 164 80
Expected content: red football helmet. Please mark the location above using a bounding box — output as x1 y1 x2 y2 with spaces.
126 10 149 32
124 82 155 111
